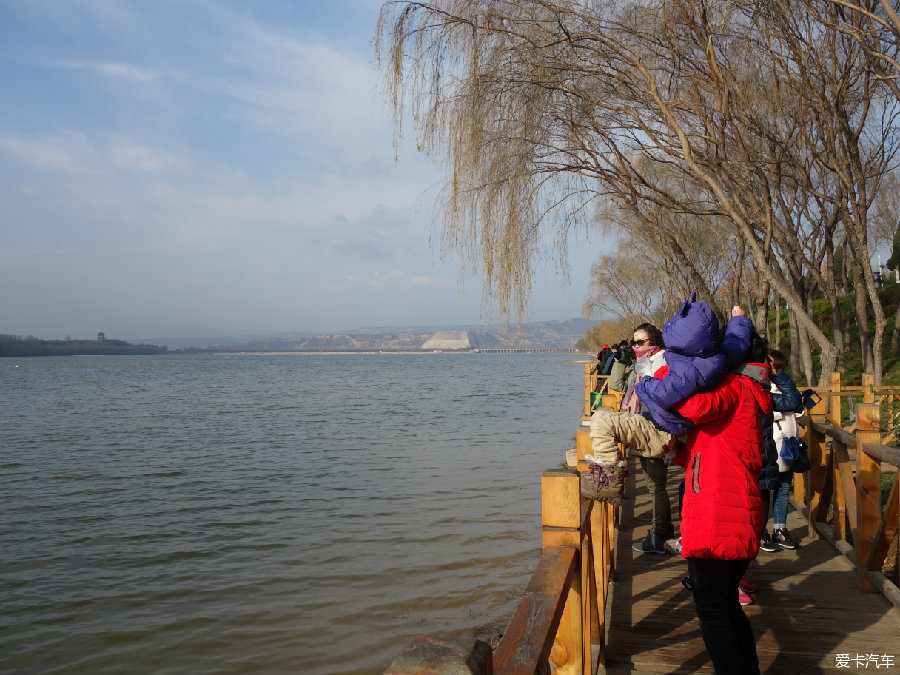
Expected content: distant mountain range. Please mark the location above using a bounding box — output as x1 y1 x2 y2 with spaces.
135 318 594 352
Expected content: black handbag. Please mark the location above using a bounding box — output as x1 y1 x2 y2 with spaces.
780 435 810 473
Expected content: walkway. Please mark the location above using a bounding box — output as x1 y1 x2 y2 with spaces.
603 459 900 675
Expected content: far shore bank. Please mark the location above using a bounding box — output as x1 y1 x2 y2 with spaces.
203 350 577 356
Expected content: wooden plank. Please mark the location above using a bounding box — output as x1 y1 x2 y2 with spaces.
807 423 831 536
831 442 846 542
867 474 899 572
856 402 883 593
860 440 900 467
591 502 609 662
834 442 857 543
582 523 600 673
549 550 582 675
543 527 580 548
493 546 578 675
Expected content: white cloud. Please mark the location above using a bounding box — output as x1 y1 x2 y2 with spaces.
54 59 157 82
0 133 178 175
0 134 94 173
110 139 173 171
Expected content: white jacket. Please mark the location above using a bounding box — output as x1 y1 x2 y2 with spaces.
771 382 799 472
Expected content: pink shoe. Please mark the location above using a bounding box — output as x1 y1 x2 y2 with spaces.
739 575 758 593
739 589 754 606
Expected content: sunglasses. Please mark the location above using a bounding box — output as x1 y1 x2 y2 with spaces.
631 338 649 346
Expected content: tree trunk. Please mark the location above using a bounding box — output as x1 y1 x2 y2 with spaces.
756 282 770 342
831 300 846 372
851 258 875 375
841 247 852 364
774 294 782 350
801 288 817 385
798 321 815 386
855 249 887 386
788 308 803 381
891 299 900 353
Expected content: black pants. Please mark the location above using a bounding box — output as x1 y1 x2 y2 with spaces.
684 558 759 675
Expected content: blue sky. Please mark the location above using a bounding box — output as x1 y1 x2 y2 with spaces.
0 0 600 339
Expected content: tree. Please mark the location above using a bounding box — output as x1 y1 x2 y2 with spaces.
377 0 899 383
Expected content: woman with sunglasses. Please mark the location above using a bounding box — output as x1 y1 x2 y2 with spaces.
629 323 677 552
584 321 675 552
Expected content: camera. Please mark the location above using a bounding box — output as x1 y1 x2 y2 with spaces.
616 345 635 366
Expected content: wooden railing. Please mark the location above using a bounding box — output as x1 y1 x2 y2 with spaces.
797 372 900 608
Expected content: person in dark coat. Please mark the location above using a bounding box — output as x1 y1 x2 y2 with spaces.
757 349 802 553
600 344 619 376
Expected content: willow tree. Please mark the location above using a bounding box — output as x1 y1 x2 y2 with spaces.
377 0 898 383
805 0 900 100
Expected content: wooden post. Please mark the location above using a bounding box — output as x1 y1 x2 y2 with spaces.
867 475 899 572
548 555 583 675
805 392 830 536
829 371 842 427
540 469 582 675
584 364 592 417
542 469 582 547
862 372 875 405
582 510 599 674
796 390 826 504
855 397 881 592
590 502 608 673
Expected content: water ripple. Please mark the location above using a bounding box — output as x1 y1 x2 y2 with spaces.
0 353 580 675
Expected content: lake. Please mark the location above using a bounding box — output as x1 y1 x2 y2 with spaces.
0 353 584 675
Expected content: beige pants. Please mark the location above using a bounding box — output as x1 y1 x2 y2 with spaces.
588 410 676 466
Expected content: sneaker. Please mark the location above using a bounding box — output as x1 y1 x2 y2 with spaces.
759 529 781 553
664 537 682 555
739 575 758 593
633 529 670 554
773 527 798 550
739 589 755 606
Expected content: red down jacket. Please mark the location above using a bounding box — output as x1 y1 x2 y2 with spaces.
672 370 773 560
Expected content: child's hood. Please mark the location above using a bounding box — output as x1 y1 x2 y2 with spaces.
662 293 720 357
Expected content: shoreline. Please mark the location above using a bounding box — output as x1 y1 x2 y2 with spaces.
203 350 578 356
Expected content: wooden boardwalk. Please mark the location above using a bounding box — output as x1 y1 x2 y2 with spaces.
603 458 900 675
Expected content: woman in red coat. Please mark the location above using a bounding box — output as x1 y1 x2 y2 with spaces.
670 334 773 675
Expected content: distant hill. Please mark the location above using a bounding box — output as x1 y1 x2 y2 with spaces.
142 318 594 352
0 334 167 357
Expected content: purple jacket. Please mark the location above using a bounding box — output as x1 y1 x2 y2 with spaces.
635 296 752 436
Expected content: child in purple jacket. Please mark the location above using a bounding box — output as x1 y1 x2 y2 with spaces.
583 296 751 506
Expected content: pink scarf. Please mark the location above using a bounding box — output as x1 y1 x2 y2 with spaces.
632 345 660 361
621 346 661 414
